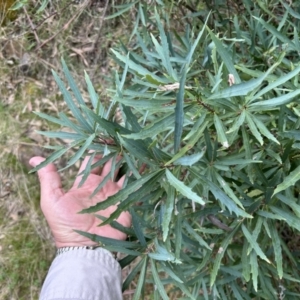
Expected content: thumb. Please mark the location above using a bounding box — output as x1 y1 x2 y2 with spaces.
29 156 64 200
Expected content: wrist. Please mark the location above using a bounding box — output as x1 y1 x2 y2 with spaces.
55 240 98 248
55 245 118 259
56 245 100 256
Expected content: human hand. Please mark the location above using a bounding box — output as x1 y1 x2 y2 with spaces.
29 154 131 248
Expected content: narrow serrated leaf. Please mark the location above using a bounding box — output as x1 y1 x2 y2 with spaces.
52 70 93 132
80 170 161 213
250 89 300 110
29 147 69 173
189 169 252 218
269 220 283 279
206 28 241 84
132 256 148 300
245 112 263 145
242 224 270 263
273 165 300 196
150 259 169 300
162 185 175 241
174 70 186 152
122 257 145 291
166 169 205 205
210 227 238 286
250 250 258 291
173 147 206 166
66 133 96 168
214 113 229 148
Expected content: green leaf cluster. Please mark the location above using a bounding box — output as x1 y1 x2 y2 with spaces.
34 1 300 298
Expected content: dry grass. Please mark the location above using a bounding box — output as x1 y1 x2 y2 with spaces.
0 0 134 298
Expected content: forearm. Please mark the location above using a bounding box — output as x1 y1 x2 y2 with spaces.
40 248 122 300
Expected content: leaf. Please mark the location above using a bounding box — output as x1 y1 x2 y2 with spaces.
241 224 270 263
160 263 184 284
249 89 300 110
214 113 229 148
150 259 169 300
65 133 96 168
132 256 148 300
151 10 176 79
165 119 210 166
256 210 285 221
85 71 102 113
245 112 263 145
173 147 206 166
123 111 176 140
36 130 85 140
165 169 205 205
115 96 174 110
162 185 175 241
185 12 210 67
80 170 162 213
183 221 211 250
206 28 241 84
34 111 66 126
277 193 300 218
61 58 85 106
89 158 123 198
174 69 186 152
270 206 300 231
253 16 297 51
122 257 146 291
250 250 258 292
242 241 251 281
105 2 138 20
269 220 283 279
74 230 142 249
209 76 265 99
111 49 169 84
52 70 93 132
210 226 238 286
92 172 164 227
251 64 300 102
123 152 141 179
118 135 155 166
131 209 147 247
226 109 246 133
273 165 300 196
251 115 279 144
215 173 244 209
189 169 252 218
29 147 69 173
77 151 96 187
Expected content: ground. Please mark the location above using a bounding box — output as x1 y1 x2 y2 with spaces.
0 1 129 298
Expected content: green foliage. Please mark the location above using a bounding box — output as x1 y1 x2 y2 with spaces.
34 0 300 298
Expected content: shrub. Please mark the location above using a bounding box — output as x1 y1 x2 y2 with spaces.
33 1 300 298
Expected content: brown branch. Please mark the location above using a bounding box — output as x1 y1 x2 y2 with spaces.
35 0 90 51
90 0 110 80
23 6 40 47
207 214 232 232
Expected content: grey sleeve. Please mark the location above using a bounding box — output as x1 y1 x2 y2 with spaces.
39 248 123 300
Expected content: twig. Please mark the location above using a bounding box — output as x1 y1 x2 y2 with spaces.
0 191 10 198
23 6 40 47
90 0 110 80
35 0 90 51
207 214 232 232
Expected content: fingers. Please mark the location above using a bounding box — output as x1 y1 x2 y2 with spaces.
29 156 64 201
117 175 125 188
